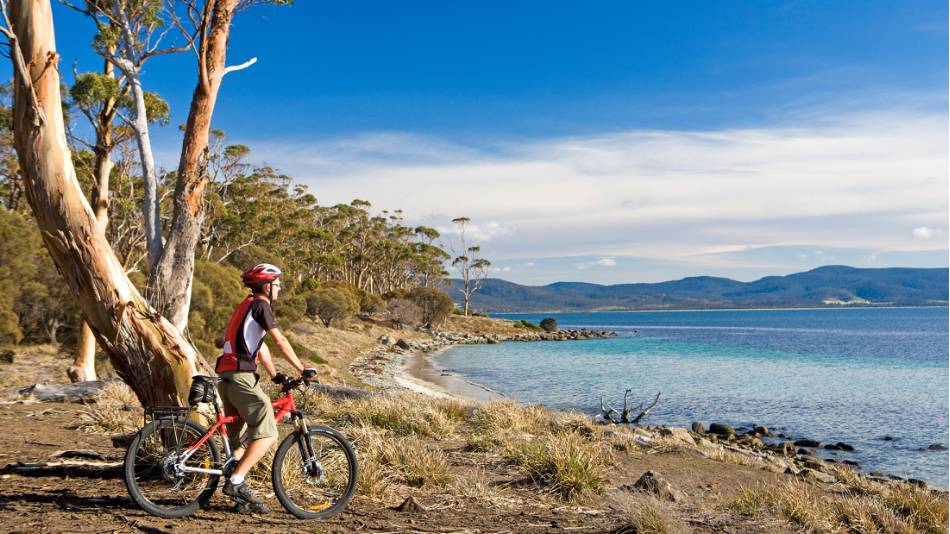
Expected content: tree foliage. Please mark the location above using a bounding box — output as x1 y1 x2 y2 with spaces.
306 287 359 327
540 317 558 332
408 287 455 327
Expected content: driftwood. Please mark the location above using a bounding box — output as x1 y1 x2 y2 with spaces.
599 389 661 425
16 381 110 403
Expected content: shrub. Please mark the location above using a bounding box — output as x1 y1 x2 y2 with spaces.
189 261 245 356
519 319 540 330
407 287 455 327
387 298 421 329
306 287 358 327
540 317 558 332
357 289 385 316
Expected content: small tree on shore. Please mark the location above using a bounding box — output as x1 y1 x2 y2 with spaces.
306 287 358 327
540 317 558 332
387 298 421 329
408 287 454 328
451 217 491 316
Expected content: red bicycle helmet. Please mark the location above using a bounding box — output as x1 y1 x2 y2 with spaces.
241 263 282 287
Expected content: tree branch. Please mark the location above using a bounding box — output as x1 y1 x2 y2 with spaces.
222 56 256 76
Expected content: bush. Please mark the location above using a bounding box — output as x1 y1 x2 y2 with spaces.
540 317 558 332
306 287 358 327
407 287 455 327
519 319 540 330
357 289 385 317
387 298 421 329
189 261 245 356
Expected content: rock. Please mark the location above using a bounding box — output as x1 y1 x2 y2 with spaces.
833 442 855 452
793 439 822 448
395 339 411 350
378 334 391 345
767 442 794 455
824 443 843 451
393 496 425 513
310 383 374 400
623 470 685 502
691 421 705 434
658 427 694 447
842 460 860 467
927 443 947 450
799 468 836 484
53 450 105 461
869 471 885 477
797 448 814 456
753 425 771 436
16 381 110 403
111 432 136 449
907 479 927 489
708 423 735 436
486 337 498 344
799 456 828 472
0 350 14 364
882 435 895 441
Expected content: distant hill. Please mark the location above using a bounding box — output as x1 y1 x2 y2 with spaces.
444 266 949 312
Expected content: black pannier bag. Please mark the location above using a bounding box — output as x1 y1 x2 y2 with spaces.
188 375 217 406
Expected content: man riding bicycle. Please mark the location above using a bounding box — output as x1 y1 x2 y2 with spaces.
215 263 316 513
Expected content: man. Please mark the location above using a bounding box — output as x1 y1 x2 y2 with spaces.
215 263 315 513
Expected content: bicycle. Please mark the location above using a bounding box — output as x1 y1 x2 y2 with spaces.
123 374 358 519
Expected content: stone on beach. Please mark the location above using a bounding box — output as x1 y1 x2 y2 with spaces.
708 423 735 436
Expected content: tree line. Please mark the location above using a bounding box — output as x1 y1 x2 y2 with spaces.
0 0 492 408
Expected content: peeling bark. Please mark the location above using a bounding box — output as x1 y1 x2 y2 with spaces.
7 0 202 407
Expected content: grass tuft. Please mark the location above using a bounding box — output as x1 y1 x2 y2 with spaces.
76 381 142 435
505 432 607 500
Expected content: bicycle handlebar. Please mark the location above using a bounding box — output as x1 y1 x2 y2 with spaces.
280 375 318 393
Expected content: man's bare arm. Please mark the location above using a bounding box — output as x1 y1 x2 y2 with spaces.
257 342 278 379
267 327 306 374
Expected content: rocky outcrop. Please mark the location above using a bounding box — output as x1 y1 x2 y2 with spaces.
622 470 685 502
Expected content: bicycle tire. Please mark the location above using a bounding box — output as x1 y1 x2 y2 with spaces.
272 426 358 519
124 418 221 519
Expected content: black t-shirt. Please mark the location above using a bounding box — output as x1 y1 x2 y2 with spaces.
234 298 277 357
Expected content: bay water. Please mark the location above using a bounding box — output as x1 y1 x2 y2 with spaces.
434 307 949 487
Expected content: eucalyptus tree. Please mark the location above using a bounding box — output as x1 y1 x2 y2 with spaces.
63 0 184 270
2 0 207 407
150 0 292 332
451 216 491 315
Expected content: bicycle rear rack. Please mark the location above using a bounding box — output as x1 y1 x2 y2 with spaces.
144 406 190 424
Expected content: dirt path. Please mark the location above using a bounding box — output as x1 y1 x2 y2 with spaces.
0 401 632 533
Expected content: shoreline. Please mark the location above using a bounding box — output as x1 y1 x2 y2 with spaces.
370 340 947 490
488 304 950 315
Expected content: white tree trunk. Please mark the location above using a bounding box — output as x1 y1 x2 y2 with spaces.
127 74 163 269
8 0 206 407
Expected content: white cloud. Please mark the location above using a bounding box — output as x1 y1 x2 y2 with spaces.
243 104 948 268
912 226 935 239
577 257 618 269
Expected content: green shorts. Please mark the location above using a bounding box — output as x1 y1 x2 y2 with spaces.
217 371 278 450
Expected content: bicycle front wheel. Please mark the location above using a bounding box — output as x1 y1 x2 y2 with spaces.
124 418 221 518
272 425 358 519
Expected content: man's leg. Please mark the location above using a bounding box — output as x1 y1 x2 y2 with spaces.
232 434 278 479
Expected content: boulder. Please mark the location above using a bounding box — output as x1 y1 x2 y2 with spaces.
799 468 836 484
0 350 14 364
797 448 814 456
882 435 895 441
907 479 927 489
798 456 828 472
825 442 854 452
753 425 771 436
395 339 411 350
927 443 947 451
708 423 735 436
658 427 694 447
623 470 685 502
767 442 794 455
793 439 822 448
690 421 705 434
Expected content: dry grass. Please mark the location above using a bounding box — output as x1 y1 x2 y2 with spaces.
623 496 686 534
76 381 142 435
726 477 949 534
303 390 463 439
505 432 608 501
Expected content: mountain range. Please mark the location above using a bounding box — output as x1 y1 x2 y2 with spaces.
445 266 949 312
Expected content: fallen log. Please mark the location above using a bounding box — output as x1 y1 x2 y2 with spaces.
16 381 111 403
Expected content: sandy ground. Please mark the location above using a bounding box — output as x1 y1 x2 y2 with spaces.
394 349 505 402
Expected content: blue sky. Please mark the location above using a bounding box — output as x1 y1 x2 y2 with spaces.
40 1 950 283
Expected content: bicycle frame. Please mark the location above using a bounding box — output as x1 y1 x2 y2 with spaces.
176 392 300 476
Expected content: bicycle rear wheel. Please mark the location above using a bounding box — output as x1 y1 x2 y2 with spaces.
272 425 358 519
124 418 221 518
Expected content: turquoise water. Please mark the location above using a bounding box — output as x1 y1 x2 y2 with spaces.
435 307 949 487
